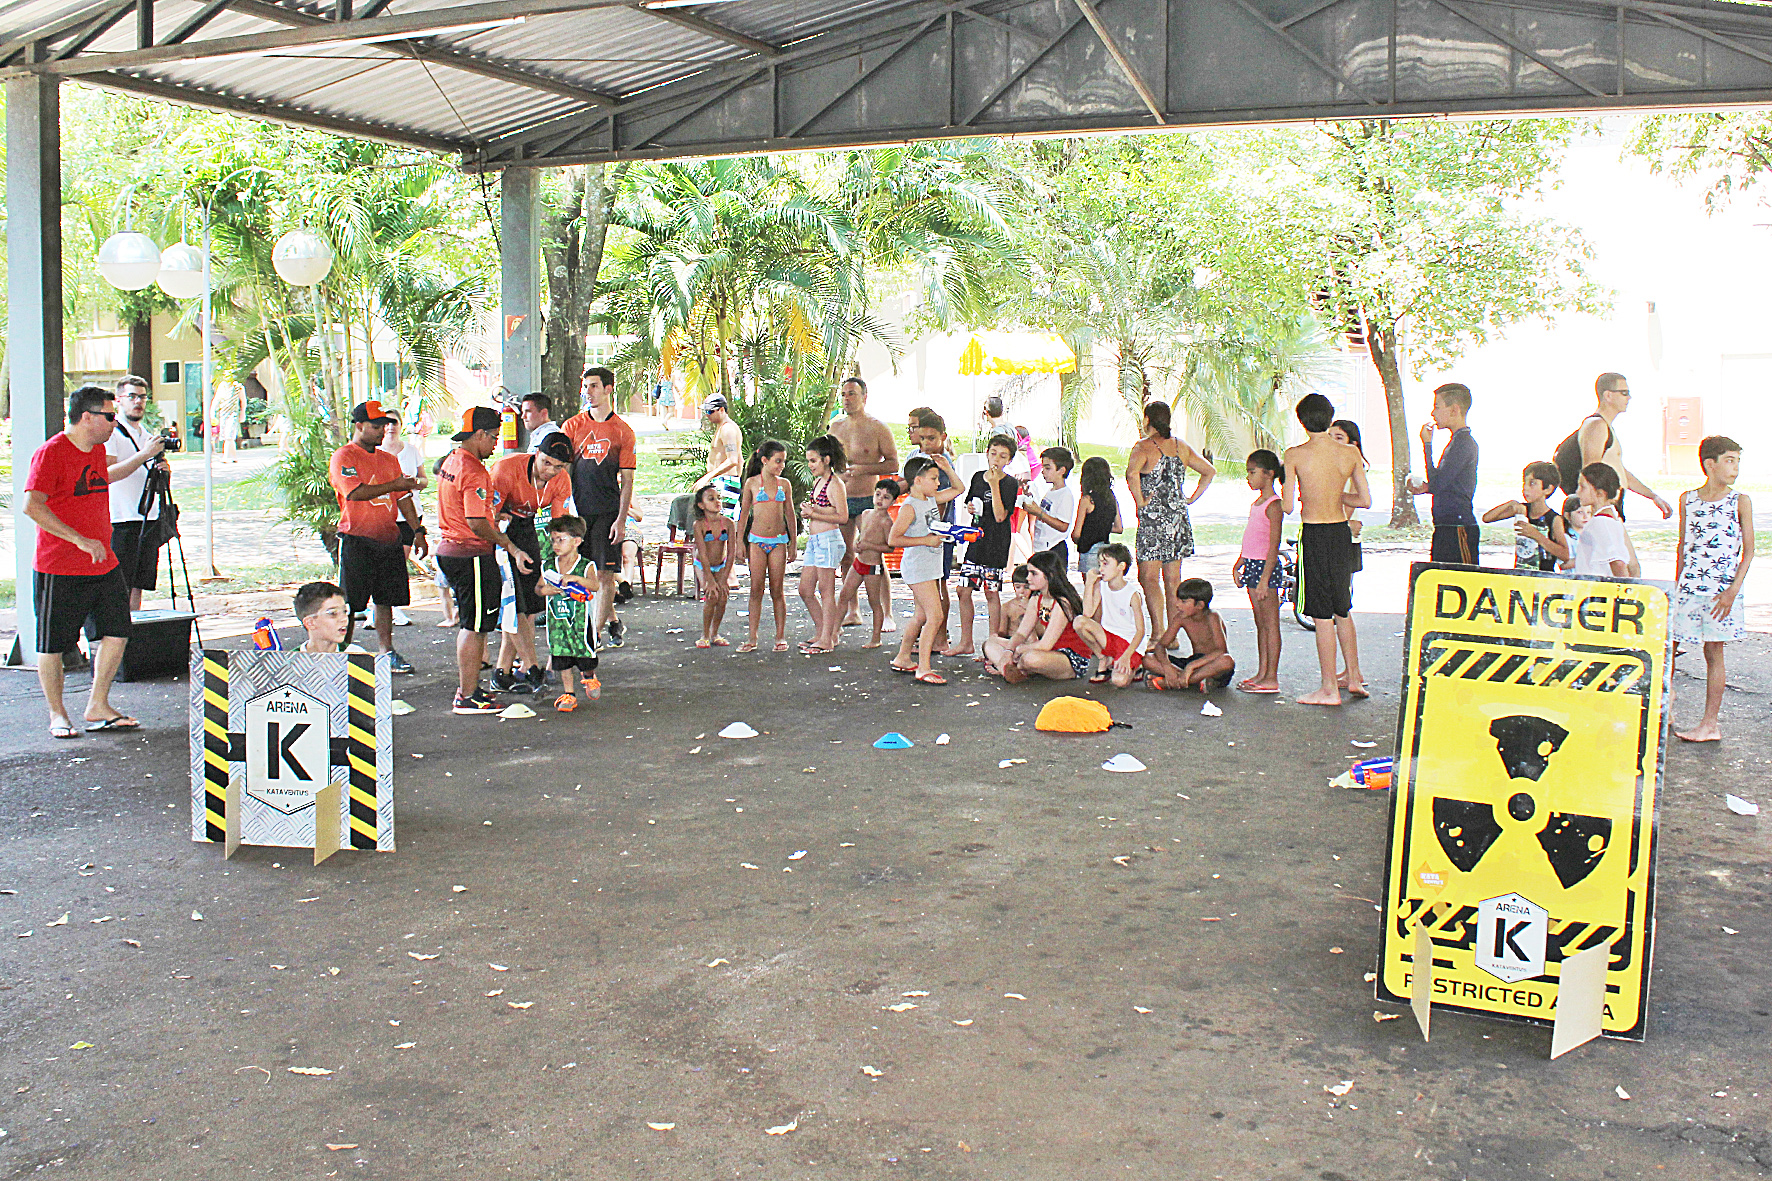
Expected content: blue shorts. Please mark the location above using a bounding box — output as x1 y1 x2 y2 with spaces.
847 495 875 521
1235 556 1289 591
803 529 846 569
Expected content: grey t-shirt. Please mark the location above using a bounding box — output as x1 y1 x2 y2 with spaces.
897 495 944 584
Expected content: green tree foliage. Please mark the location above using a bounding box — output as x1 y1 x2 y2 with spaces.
1629 112 1772 210
990 135 1327 455
1273 119 1607 525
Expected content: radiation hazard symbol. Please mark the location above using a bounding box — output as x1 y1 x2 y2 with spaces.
1377 563 1670 1040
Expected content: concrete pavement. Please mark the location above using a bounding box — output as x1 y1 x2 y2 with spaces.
1 587 1768 1180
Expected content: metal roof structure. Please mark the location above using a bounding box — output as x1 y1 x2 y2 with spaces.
5 0 1772 173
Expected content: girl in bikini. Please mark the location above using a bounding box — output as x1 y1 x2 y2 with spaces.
980 550 1093 683
798 434 850 654
734 440 798 653
690 485 734 648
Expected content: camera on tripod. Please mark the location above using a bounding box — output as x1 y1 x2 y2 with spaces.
158 427 182 453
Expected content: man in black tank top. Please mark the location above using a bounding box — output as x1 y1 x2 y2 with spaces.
1564 374 1671 521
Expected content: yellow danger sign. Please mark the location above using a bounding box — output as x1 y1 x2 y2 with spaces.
1377 563 1670 1040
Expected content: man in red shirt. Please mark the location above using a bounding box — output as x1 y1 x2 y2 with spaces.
437 406 535 714
328 400 426 674
24 386 138 739
489 436 573 694
560 365 637 647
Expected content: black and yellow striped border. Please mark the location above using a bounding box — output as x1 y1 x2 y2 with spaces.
201 652 230 841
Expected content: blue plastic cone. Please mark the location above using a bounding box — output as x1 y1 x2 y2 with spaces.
873 732 914 749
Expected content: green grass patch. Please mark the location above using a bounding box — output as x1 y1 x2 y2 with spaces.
0 579 13 610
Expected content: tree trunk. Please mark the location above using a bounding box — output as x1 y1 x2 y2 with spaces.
127 317 154 385
1366 321 1418 528
542 163 620 419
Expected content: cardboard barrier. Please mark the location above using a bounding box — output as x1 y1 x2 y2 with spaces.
1377 564 1670 1048
189 649 395 863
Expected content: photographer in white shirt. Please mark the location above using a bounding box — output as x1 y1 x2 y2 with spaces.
104 375 171 611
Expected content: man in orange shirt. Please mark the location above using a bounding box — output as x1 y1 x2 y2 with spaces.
560 365 637 647
328 400 425 674
437 407 535 714
490 436 572 694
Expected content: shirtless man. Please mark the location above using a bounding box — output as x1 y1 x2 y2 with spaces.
694 394 744 509
830 376 898 625
1576 373 1673 521
1282 393 1371 706
694 393 745 585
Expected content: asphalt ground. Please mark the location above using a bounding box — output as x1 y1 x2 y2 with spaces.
1 592 1769 1181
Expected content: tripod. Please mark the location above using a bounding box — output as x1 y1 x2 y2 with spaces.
135 463 205 650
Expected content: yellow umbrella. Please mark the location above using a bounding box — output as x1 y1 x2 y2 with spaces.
958 331 1077 376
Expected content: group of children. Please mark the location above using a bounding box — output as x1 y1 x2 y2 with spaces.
1411 381 1753 741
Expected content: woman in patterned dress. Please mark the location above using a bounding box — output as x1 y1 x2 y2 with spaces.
1125 400 1215 651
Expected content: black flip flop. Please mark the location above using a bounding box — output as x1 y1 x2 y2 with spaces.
85 716 140 732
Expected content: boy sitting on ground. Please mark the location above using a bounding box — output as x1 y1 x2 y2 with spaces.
1144 578 1235 692
294 581 350 655
996 564 1032 640
1075 543 1145 687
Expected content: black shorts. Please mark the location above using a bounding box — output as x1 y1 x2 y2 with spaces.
1431 524 1481 565
582 512 621 572
338 534 412 611
1299 521 1356 620
438 553 502 633
506 521 545 615
1183 652 1237 690
550 652 599 672
35 567 132 654
109 520 161 592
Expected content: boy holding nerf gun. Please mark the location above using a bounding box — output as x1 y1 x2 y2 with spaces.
536 515 599 711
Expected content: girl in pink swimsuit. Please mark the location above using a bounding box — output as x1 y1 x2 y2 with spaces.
1232 448 1287 692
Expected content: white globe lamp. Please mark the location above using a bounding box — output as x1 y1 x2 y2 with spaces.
156 242 208 300
97 231 163 291
272 229 334 287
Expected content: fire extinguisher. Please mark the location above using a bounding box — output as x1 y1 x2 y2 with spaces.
500 399 519 456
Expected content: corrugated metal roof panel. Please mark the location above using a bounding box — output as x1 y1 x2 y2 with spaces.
135 45 584 139
429 6 749 94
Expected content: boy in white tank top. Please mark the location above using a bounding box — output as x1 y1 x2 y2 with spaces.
1075 543 1146 687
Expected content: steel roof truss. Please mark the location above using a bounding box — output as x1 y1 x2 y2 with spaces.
1429 0 1608 97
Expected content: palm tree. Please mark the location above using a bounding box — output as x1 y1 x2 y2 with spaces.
598 156 871 402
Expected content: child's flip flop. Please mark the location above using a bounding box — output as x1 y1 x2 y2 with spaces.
1147 676 1169 691
773 640 791 652
914 671 948 685
889 661 918 674
736 642 758 653
695 639 712 648
1088 671 1110 684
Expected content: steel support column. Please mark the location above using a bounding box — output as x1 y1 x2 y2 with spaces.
6 75 63 668
499 167 541 401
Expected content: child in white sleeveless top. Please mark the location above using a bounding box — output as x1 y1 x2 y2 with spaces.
1076 543 1146 687
1673 436 1753 743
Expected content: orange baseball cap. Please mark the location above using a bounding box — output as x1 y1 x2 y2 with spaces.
350 399 395 424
